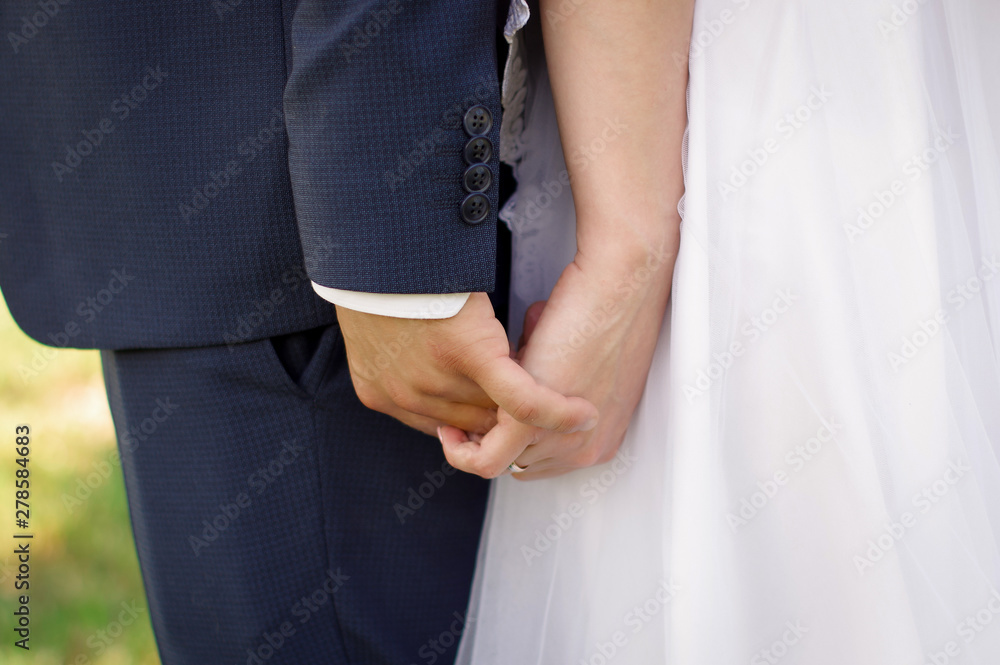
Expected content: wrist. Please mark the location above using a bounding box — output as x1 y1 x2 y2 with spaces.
575 222 679 295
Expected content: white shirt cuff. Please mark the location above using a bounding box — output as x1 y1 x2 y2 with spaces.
311 282 471 319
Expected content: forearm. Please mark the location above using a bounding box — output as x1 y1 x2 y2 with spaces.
539 0 693 267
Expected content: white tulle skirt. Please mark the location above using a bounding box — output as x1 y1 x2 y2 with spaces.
458 0 1000 663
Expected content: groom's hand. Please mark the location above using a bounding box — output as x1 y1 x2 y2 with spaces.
336 292 598 445
439 240 676 479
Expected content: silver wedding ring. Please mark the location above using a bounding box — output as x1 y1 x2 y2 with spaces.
507 461 528 473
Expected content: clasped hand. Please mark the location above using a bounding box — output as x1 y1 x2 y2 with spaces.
337 240 674 480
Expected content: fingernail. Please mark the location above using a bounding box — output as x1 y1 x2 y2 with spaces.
579 417 599 432
436 426 444 442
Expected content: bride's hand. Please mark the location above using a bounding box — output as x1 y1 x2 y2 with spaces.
439 236 676 479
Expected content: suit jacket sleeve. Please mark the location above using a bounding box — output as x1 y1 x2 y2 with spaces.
283 0 503 295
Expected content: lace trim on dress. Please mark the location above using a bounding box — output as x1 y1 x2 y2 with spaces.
499 0 531 231
500 0 530 167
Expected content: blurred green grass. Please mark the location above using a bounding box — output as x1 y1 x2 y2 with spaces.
0 294 159 664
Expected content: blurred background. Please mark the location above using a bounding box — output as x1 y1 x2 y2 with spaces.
0 294 159 664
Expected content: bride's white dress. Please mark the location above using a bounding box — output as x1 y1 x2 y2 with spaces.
457 0 1000 663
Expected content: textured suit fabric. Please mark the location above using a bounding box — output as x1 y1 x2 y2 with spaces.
102 324 490 664
1 2 509 662
286 0 502 295
0 0 503 349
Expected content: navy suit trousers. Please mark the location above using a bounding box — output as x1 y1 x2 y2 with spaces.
101 323 489 664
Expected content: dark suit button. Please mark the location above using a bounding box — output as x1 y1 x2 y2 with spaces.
461 193 490 224
463 137 493 164
463 105 493 136
462 164 493 193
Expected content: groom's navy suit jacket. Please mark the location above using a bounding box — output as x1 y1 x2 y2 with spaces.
0 2 511 663
0 0 507 349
